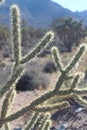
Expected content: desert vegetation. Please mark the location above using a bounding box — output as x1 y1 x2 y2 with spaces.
51 17 87 52
1 1 87 130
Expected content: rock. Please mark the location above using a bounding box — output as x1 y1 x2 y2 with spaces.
74 107 84 114
55 124 68 130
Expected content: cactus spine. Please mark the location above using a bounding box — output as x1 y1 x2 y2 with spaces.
0 1 87 130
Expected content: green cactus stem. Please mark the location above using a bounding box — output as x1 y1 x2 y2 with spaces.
5 123 11 130
38 113 51 130
11 5 22 66
65 44 86 73
20 31 54 64
72 95 87 107
70 74 80 90
23 112 40 130
1 88 15 130
33 102 69 112
1 88 15 118
44 120 52 130
52 46 63 73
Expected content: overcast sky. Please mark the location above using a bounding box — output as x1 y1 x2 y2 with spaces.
52 0 87 12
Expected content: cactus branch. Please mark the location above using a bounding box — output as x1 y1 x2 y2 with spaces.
23 112 40 130
38 113 50 130
33 102 69 112
20 31 54 64
73 95 87 107
1 88 16 130
44 120 52 130
65 44 86 73
52 46 64 73
11 5 21 66
1 88 16 118
70 74 80 90
5 123 11 130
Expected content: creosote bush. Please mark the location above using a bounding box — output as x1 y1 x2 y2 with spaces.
0 1 87 130
16 71 49 91
43 61 57 73
16 73 34 91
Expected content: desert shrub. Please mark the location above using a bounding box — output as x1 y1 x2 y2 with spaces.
2 47 11 58
22 21 45 47
43 61 57 73
3 51 9 58
51 17 87 52
0 24 9 50
16 73 34 91
16 71 49 91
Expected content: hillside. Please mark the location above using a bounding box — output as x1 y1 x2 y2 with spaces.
0 0 87 27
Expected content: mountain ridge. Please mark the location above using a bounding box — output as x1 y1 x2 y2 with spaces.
0 0 87 28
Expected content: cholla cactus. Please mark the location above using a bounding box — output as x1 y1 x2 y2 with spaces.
0 3 54 130
0 1 87 130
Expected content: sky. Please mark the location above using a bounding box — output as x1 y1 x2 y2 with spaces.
52 0 87 12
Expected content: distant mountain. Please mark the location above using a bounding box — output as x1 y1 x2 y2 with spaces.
75 10 87 25
0 0 87 28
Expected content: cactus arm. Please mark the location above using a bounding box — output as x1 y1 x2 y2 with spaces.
1 88 16 118
70 74 80 90
65 44 86 73
4 123 11 130
20 31 54 64
73 89 87 95
44 120 52 130
52 46 64 73
11 5 22 66
38 113 50 130
33 102 69 112
54 44 86 91
23 112 40 130
73 95 87 107
1 88 16 130
55 72 66 91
